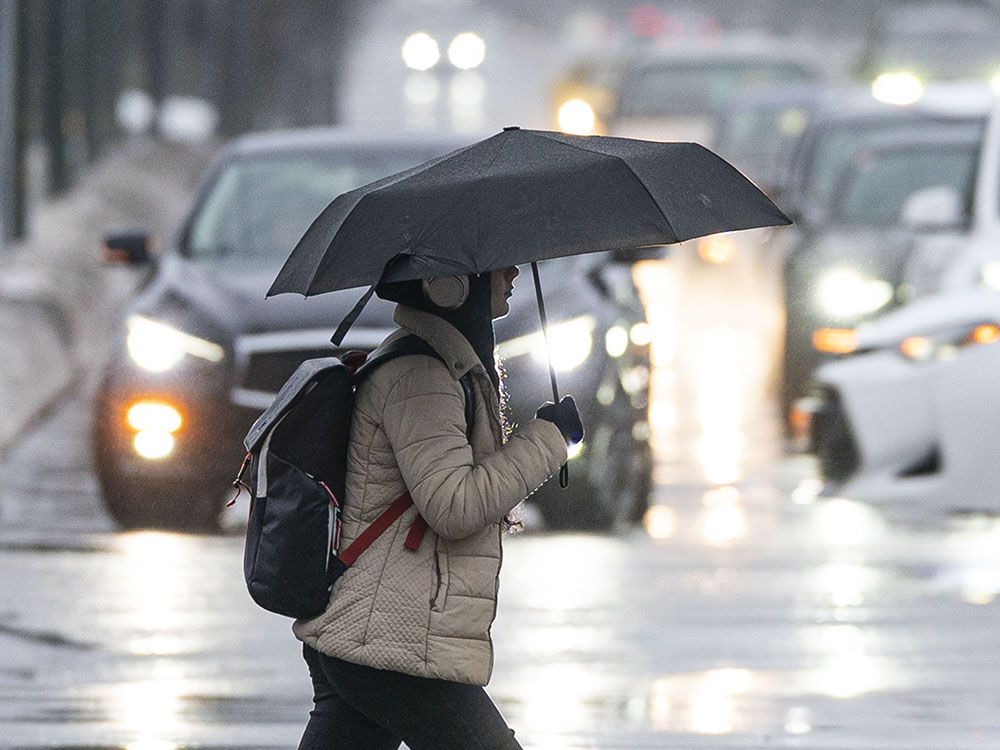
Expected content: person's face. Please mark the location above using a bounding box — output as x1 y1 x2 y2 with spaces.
490 266 519 319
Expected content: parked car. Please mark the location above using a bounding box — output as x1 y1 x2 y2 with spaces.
94 129 653 532
809 97 1000 514
772 83 994 428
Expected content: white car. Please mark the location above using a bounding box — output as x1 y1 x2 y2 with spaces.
810 96 1000 514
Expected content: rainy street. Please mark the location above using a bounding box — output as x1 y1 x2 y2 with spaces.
3 253 1000 750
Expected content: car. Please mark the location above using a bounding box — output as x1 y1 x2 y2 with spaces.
93 128 653 532
810 287 1000 516
609 39 823 144
809 97 1000 514
771 83 994 429
857 2 1000 92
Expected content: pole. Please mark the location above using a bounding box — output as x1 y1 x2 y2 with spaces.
0 0 19 244
531 261 570 489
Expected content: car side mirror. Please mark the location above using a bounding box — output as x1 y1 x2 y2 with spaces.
901 186 964 232
103 229 154 265
608 246 666 264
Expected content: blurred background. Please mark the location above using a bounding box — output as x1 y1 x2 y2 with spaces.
4 1 1000 748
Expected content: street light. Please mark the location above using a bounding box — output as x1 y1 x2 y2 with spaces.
402 32 440 71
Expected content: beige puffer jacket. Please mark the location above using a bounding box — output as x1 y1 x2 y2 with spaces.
293 304 568 685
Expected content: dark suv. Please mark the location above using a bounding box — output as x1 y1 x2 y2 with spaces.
94 129 653 532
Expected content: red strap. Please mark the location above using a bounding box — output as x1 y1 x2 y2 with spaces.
339 492 413 566
404 515 429 551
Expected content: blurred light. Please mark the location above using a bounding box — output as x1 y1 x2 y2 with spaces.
980 261 1000 289
127 315 224 372
812 327 858 354
697 235 736 264
871 71 924 105
792 477 823 505
700 487 747 546
126 401 182 434
605 325 629 357
643 505 677 540
448 71 485 132
126 742 178 750
992 72 1000 95
567 441 584 460
629 322 653 346
116 90 155 135
402 32 440 71
404 72 440 107
157 96 217 142
970 323 1000 346
778 107 808 136
784 707 812 735
816 269 893 319
814 498 885 546
900 335 932 360
497 316 595 373
133 430 175 460
447 32 485 70
557 99 596 135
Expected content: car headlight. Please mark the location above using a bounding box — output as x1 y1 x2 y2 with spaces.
557 99 596 135
496 315 595 373
815 269 894 320
980 261 1000 290
871 71 923 105
126 315 225 372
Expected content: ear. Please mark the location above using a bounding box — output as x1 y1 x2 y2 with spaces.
422 276 469 309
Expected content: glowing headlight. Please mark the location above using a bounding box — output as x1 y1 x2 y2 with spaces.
558 99 596 135
496 315 595 373
992 72 1000 95
815 269 893 320
981 261 1000 290
871 71 924 105
126 315 224 372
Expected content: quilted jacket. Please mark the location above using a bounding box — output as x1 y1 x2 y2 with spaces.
292 303 568 685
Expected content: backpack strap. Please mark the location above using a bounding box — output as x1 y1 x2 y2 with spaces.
344 334 477 558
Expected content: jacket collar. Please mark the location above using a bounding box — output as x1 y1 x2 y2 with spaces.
393 304 482 381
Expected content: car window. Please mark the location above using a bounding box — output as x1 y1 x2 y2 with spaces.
801 121 980 216
835 144 977 226
714 104 810 188
185 152 443 261
618 61 815 119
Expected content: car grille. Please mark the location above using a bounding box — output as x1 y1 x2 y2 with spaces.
243 348 336 394
811 386 860 483
232 327 393 411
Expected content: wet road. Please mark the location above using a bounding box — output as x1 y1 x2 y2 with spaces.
3 253 1000 749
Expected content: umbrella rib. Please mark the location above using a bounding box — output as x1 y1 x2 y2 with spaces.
530 131 679 241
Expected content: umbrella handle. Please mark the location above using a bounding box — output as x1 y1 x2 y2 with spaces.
531 261 569 489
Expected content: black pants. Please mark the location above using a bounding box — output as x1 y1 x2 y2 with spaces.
298 644 523 750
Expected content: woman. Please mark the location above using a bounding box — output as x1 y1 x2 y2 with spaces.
295 266 584 749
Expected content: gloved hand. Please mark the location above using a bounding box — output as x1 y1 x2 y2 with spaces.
535 395 585 446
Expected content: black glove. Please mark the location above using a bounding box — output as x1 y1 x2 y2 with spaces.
535 395 585 446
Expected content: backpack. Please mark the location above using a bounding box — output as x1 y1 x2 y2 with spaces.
233 334 474 619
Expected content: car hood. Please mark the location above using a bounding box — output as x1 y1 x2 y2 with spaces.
793 226 914 280
134 255 396 340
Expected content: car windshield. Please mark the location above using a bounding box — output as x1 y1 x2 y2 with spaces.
835 143 977 226
184 149 446 261
713 104 811 189
799 120 982 216
618 60 815 118
875 31 1000 78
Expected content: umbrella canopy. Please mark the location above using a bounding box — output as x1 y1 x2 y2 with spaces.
267 127 790 298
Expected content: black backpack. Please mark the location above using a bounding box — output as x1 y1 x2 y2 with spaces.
233 334 474 619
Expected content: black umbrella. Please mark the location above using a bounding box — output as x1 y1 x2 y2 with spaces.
269 127 789 300
268 127 791 486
